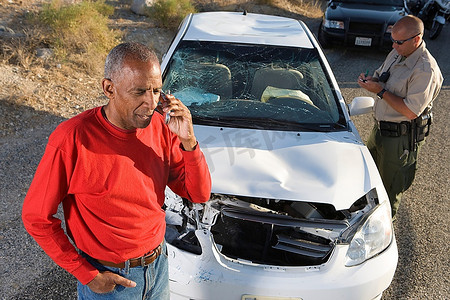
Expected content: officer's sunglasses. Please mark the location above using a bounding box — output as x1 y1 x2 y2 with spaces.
390 33 421 45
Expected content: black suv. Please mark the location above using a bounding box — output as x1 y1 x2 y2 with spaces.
318 0 408 50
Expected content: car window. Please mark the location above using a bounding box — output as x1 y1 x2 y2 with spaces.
163 41 346 131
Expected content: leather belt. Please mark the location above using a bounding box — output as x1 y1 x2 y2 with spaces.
96 242 163 268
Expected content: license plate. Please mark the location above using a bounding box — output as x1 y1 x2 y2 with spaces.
241 296 302 300
355 37 372 46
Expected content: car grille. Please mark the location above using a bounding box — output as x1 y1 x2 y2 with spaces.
349 22 383 35
211 206 345 266
274 234 333 259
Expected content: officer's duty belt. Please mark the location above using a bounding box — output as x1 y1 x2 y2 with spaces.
378 120 411 137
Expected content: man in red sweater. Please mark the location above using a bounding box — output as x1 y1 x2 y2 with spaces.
22 42 211 299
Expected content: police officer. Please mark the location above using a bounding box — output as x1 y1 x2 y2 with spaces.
358 15 443 218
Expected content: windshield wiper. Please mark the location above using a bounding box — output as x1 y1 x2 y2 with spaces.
192 115 270 129
333 122 347 129
193 115 345 132
231 117 341 132
192 115 239 127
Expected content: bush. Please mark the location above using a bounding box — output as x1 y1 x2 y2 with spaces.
38 0 122 74
150 0 196 29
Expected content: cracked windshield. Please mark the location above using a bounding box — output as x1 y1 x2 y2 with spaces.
163 41 345 131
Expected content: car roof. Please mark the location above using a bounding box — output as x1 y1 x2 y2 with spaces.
183 11 314 49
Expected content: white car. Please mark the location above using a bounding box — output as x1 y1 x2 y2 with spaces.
161 11 397 300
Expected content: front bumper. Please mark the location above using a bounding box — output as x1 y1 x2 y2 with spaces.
168 229 398 300
321 27 392 49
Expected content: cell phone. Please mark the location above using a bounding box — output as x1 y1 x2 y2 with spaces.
160 91 171 124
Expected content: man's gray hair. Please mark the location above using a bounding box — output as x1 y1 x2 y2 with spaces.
104 42 158 80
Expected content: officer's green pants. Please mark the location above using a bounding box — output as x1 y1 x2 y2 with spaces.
367 124 423 217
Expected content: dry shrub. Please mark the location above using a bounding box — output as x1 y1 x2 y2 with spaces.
193 0 324 18
149 0 197 29
37 0 122 74
294 0 324 16
264 0 323 17
0 24 50 69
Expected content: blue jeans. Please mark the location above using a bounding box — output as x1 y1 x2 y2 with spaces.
77 242 170 300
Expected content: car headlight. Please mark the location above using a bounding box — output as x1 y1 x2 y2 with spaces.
345 201 393 266
324 19 344 29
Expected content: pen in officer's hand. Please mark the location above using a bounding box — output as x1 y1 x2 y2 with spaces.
359 69 369 83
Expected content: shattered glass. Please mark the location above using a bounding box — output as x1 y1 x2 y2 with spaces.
163 41 346 131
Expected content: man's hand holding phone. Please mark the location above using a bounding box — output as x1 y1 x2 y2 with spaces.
157 90 197 151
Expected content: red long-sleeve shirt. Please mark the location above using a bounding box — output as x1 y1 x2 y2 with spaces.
22 107 211 285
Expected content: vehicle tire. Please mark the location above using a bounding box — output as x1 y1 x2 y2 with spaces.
429 20 443 39
318 22 331 48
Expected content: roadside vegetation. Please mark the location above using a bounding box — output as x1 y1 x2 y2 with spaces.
37 0 121 74
257 0 323 16
1 0 121 75
1 0 323 75
149 0 197 29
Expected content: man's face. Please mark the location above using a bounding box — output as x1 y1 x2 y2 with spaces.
105 58 163 130
391 28 420 57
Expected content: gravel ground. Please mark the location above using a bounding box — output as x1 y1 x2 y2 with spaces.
1 1 449 299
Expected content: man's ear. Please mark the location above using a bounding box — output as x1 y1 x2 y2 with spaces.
414 34 422 47
102 78 114 99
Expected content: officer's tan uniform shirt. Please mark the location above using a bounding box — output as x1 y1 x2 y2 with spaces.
373 41 443 122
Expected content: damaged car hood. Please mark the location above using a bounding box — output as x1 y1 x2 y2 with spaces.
196 125 382 210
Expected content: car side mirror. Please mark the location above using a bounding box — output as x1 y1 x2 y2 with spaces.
348 97 374 116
